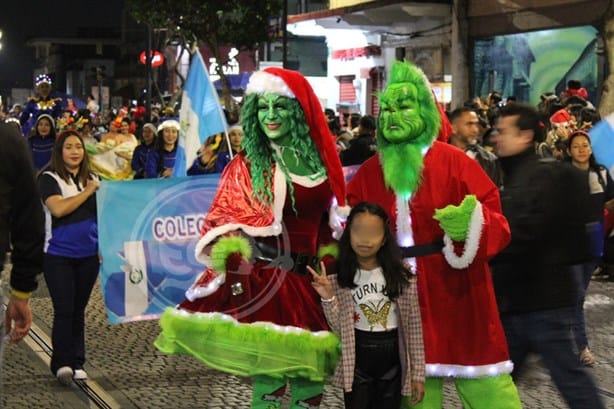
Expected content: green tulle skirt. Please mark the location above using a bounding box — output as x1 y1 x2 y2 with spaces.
155 308 341 381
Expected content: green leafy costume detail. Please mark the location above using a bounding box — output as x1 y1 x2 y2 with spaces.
210 235 252 273
433 195 478 241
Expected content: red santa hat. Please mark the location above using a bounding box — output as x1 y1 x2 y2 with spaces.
550 108 571 127
245 67 346 206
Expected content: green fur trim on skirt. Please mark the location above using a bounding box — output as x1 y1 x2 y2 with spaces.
155 307 341 381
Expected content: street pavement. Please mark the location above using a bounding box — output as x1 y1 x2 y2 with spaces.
2 266 614 408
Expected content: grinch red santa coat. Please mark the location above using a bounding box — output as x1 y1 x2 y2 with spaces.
348 141 513 377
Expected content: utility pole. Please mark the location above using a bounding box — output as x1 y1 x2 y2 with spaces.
146 24 153 123
94 66 106 114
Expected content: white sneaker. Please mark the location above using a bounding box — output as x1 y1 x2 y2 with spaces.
73 369 88 380
56 366 73 385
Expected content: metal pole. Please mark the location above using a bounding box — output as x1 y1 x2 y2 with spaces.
146 24 153 122
282 0 288 68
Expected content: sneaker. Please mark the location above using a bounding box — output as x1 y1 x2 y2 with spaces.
56 366 73 385
73 369 88 380
580 348 596 366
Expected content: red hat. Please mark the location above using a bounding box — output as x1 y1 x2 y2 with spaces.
245 67 346 206
550 108 571 126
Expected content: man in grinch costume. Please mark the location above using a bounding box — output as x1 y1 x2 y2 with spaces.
155 67 348 408
347 61 522 408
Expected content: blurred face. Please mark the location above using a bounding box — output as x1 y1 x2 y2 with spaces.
350 212 386 262
492 115 532 157
162 127 178 147
142 127 155 145
37 118 52 137
37 82 51 98
229 128 244 150
379 82 424 143
568 135 592 167
257 94 292 143
120 121 131 134
452 111 479 146
62 135 84 172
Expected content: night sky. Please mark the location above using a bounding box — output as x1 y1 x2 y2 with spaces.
0 0 125 101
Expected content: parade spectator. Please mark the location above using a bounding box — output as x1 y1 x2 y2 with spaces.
131 123 157 179
490 103 605 409
562 79 589 102
0 123 45 346
145 120 183 178
38 130 100 385
335 129 354 153
308 202 425 408
86 94 99 115
565 130 614 366
340 115 377 166
28 114 57 171
449 107 503 186
213 124 243 173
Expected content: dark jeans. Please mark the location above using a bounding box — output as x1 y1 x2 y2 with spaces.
571 261 597 351
344 329 401 409
501 307 605 409
43 254 99 374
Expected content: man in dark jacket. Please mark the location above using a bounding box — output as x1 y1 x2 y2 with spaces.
340 115 377 166
0 122 44 344
450 107 503 186
490 103 605 409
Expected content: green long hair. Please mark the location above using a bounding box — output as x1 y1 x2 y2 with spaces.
241 93 325 206
378 61 441 196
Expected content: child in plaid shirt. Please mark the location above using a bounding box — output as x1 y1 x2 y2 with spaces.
309 202 425 409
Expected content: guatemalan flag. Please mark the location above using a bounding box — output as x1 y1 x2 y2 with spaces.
590 113 614 178
178 50 228 174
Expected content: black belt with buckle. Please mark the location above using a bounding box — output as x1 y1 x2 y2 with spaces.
253 241 317 275
401 241 444 258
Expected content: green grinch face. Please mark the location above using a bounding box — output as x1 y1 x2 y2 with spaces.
379 82 425 143
257 94 292 144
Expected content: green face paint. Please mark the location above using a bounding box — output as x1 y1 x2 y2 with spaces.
379 83 425 144
257 94 293 145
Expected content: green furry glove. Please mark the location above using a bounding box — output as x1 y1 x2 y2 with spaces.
433 195 478 242
210 235 252 273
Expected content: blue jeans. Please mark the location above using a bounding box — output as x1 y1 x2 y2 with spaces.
572 261 597 351
43 254 99 374
500 307 604 409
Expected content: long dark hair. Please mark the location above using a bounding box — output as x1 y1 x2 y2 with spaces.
566 129 605 184
49 130 93 186
337 202 411 300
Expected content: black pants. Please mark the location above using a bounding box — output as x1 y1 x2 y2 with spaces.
344 329 402 409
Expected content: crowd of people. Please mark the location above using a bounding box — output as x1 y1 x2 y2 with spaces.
1 64 611 409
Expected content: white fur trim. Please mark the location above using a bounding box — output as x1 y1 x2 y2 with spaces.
441 201 484 269
185 274 226 301
329 198 351 240
245 71 295 98
157 119 181 132
194 166 286 264
426 360 513 378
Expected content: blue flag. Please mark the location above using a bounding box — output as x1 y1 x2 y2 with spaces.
179 51 227 173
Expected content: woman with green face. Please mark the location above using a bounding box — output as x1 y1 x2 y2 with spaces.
156 68 347 408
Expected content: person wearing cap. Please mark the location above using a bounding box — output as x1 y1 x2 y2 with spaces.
156 67 348 408
144 119 184 178
131 123 157 179
565 130 614 367
20 74 63 137
28 114 57 171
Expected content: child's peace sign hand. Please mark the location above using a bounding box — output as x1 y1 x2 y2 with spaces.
307 262 334 301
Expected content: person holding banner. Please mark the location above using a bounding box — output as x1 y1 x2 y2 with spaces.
145 120 185 178
156 67 348 408
38 130 100 385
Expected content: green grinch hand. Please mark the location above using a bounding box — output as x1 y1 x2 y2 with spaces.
433 195 478 242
